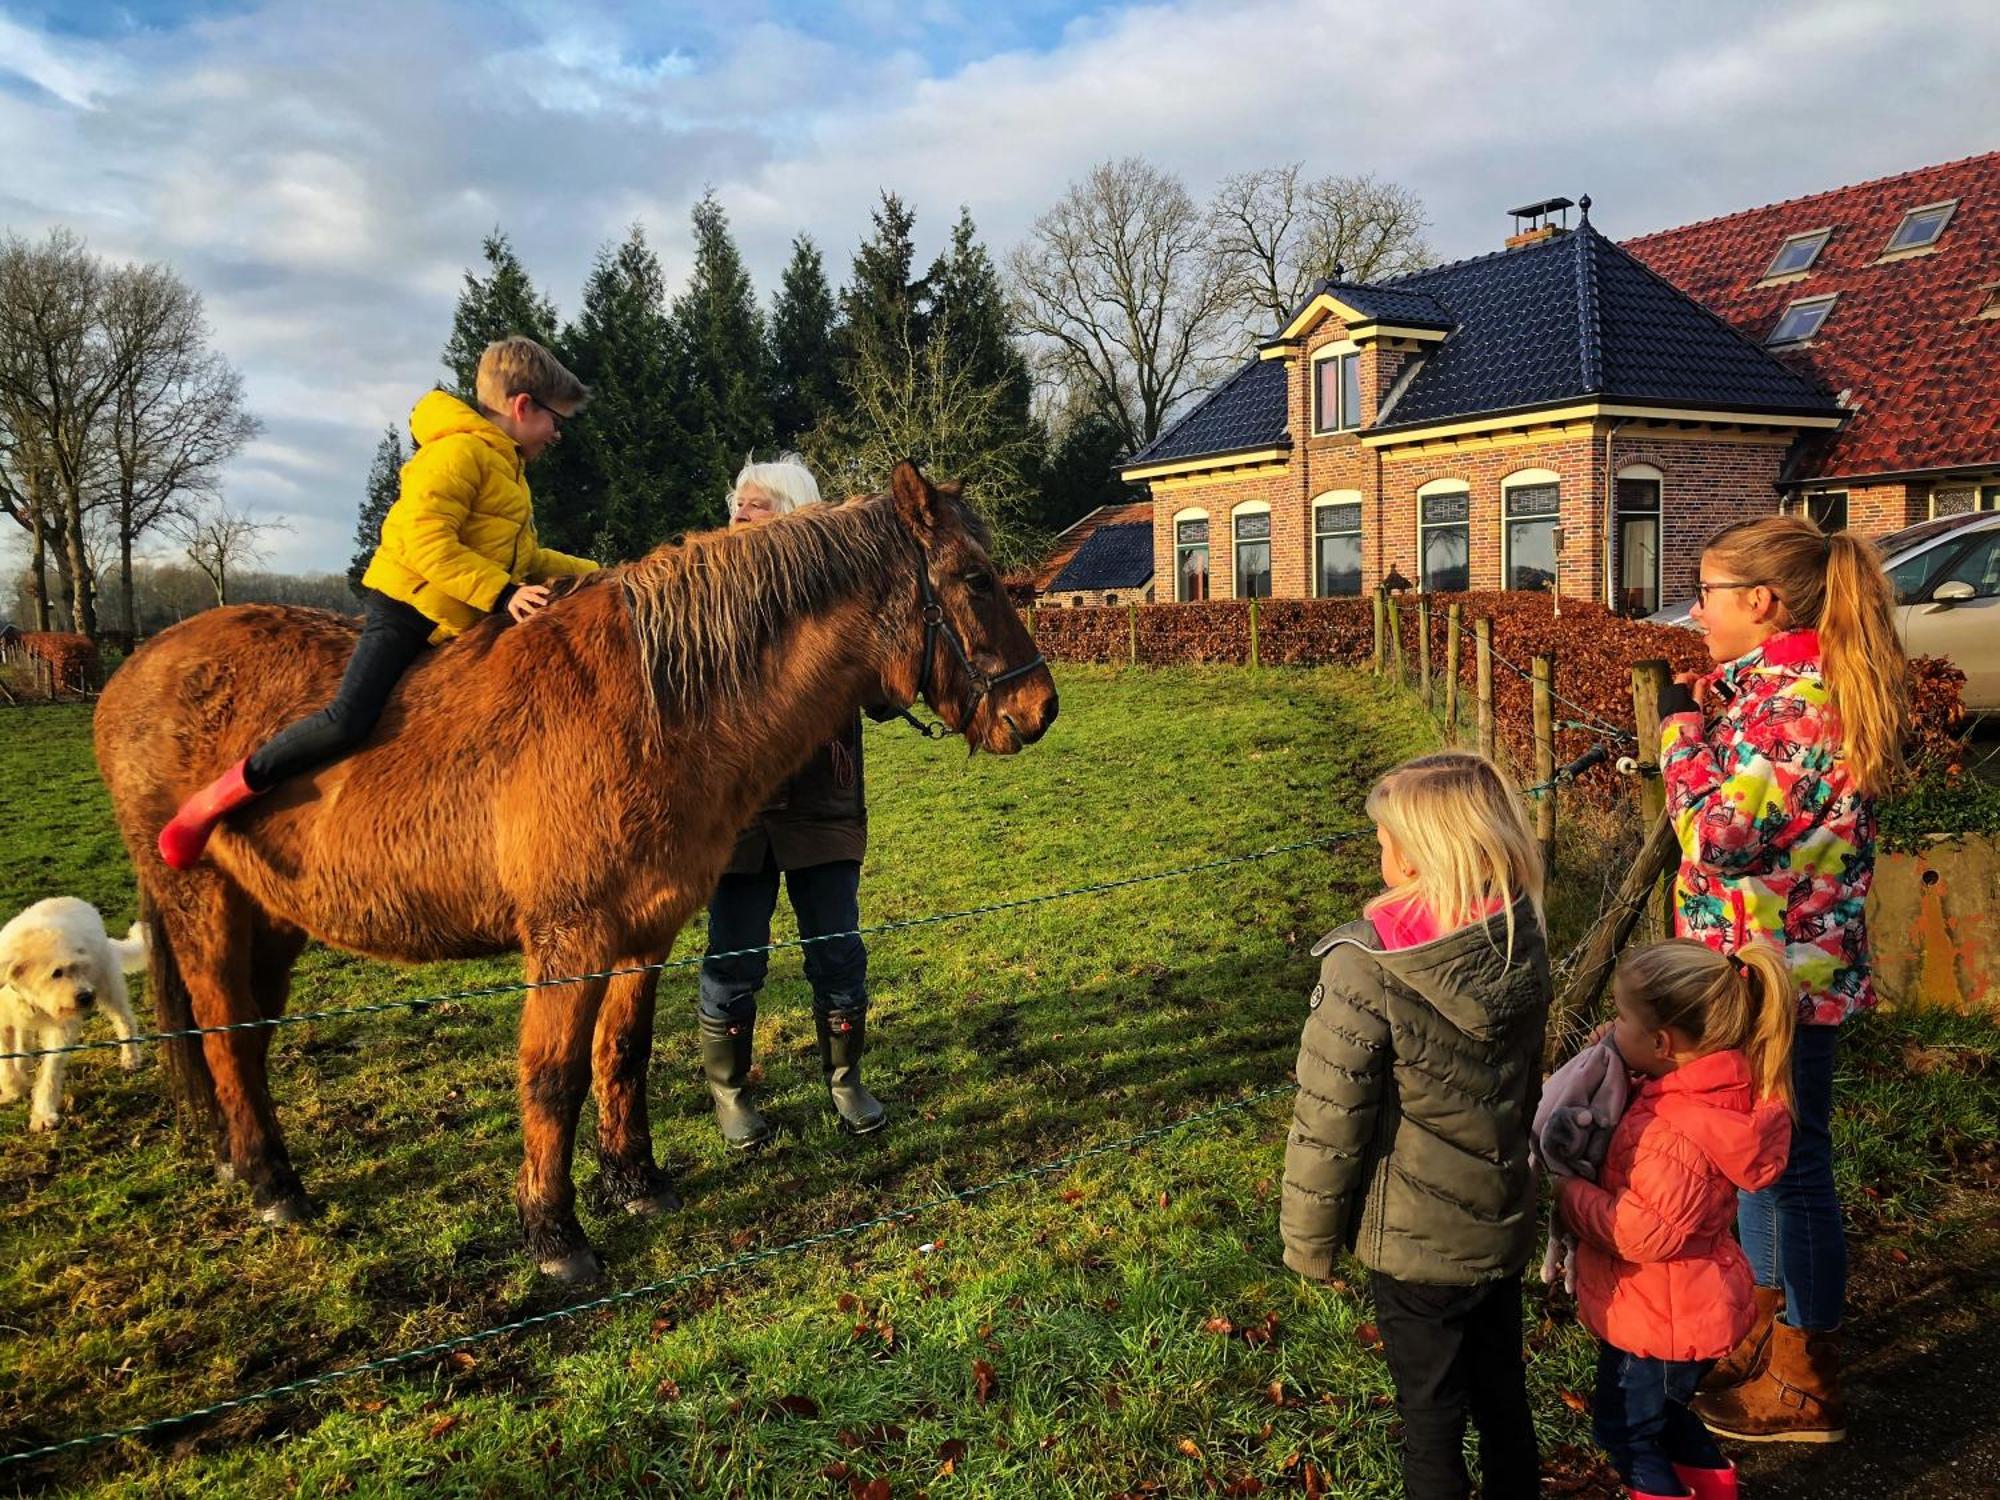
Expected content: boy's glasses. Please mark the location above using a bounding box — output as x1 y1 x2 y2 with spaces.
1694 579 1764 605
528 396 569 433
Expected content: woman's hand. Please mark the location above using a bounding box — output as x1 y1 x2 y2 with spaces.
506 584 551 623
1672 670 1715 711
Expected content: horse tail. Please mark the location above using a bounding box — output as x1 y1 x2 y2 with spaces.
137 882 217 1129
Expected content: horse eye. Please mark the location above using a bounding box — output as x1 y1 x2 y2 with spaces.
49 966 64 980
965 570 995 594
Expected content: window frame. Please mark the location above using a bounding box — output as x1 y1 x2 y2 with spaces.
1172 510 1211 603
1763 228 1831 280
1311 343 1363 435
1792 490 1849 533
1500 470 1562 594
1929 485 2000 519
1311 491 1365 598
1232 502 1273 600
1416 481 1471 595
1883 199 1958 256
1614 466 1664 617
1767 294 1838 346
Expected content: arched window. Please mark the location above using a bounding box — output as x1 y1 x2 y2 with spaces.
1232 500 1272 599
1416 479 1470 593
1615 464 1663 615
1501 468 1560 593
1172 508 1210 602
1312 490 1364 597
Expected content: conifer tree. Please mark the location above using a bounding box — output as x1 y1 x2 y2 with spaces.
442 231 559 399
348 426 404 596
838 192 925 385
670 192 773 528
769 234 839 447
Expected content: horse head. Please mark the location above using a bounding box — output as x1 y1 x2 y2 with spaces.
882 460 1058 755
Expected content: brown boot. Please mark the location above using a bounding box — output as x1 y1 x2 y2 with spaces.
1699 1284 1784 1394
1696 1320 1845 1444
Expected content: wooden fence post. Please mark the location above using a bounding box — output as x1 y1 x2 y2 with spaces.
1248 598 1260 670
1475 617 1495 759
1533 653 1557 875
1444 602 1462 735
1552 814 1681 1062
1388 596 1405 682
1632 658 1674 935
1372 588 1387 676
1027 603 1038 638
1128 601 1139 666
1417 595 1433 711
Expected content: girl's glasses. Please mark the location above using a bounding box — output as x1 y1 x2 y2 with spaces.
1694 579 1763 605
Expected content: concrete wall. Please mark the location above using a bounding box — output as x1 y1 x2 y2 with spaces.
1868 835 2000 1014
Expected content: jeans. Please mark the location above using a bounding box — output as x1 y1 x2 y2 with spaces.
1591 1343 1728 1495
246 590 434 790
699 853 865 1024
1737 1022 1845 1330
1370 1271 1541 1500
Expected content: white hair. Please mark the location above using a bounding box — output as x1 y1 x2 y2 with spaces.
730 453 823 516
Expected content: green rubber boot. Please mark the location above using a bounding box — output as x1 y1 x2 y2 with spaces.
815 1007 887 1135
699 1012 774 1150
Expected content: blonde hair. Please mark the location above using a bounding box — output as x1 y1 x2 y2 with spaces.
731 452 823 516
1703 514 1908 796
1363 752 1545 952
474 336 589 414
1616 939 1796 1108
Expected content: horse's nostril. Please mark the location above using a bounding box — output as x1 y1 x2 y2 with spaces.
77 989 96 1007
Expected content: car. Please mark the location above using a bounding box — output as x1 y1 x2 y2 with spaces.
1647 510 2000 712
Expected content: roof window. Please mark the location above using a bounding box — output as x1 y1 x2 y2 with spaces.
1767 294 1837 346
1883 200 1957 254
1764 229 1830 278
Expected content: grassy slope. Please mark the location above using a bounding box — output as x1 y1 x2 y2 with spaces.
0 673 1990 1498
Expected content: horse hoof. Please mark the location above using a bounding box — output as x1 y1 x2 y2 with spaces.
623 1188 681 1218
540 1247 606 1285
259 1194 314 1226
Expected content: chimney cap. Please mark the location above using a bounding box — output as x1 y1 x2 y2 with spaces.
1507 196 1575 222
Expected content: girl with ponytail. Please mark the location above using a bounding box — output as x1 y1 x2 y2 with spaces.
1656 513 1906 1444
1560 939 1796 1500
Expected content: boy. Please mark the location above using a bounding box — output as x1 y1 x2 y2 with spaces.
157 336 597 870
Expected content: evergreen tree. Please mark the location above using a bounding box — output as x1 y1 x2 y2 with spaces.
442 231 560 399
670 192 773 528
348 426 404 596
926 207 1030 422
1036 408 1139 533
768 234 839 447
837 192 925 385
557 225 683 559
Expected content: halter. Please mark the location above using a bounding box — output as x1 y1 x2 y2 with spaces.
893 533 1046 739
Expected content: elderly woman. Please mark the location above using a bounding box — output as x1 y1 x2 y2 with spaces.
699 454 886 1147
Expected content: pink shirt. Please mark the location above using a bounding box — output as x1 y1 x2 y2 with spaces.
1370 892 1505 950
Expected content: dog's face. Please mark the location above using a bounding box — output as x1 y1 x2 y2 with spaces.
1 926 102 1025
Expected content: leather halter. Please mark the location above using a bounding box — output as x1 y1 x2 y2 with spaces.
895 534 1046 739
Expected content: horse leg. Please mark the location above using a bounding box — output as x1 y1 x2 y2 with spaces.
592 959 678 1217
517 931 612 1282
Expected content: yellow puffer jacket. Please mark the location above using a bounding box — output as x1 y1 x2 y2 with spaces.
360 391 596 641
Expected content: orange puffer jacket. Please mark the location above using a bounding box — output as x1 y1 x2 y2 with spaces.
1558 1049 1791 1362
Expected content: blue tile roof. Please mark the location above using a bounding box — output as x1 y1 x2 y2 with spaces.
1125 220 1840 467
1124 355 1289 466
1048 522 1155 592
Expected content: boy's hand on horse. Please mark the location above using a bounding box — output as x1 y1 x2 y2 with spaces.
506 584 552 623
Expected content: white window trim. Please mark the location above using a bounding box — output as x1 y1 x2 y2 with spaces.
1882 198 1958 257
1768 293 1838 346
1231 499 1273 599
1310 341 1362 435
1761 228 1832 282
1614 465 1665 614
1500 471 1561 593
1928 485 2000 519
1311 489 1365 599
1171 506 1211 603
1416 480 1471 593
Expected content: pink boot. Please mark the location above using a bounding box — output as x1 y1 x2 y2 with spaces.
157 759 264 870
1673 1460 1739 1500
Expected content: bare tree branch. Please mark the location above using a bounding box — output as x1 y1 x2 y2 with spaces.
171 499 286 606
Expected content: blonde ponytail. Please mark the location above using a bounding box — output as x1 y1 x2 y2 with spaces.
1703 515 1908 795
1616 938 1797 1107
1364 752 1545 955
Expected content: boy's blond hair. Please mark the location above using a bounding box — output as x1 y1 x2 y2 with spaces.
1363 751 1546 955
475 336 589 414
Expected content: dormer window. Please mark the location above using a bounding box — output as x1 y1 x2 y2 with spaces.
1767 294 1837 346
1883 200 1956 254
1314 348 1362 434
1764 229 1830 278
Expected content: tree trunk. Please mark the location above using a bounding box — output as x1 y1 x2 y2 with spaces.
58 487 96 637
27 503 51 631
118 499 136 648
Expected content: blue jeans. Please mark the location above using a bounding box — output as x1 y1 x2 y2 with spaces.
1592 1344 1728 1495
1737 1022 1844 1330
699 854 865 1024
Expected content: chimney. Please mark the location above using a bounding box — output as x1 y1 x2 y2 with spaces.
1506 196 1577 249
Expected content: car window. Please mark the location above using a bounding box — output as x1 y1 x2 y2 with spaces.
1887 541 1957 603
1881 516 1972 553
1935 532 2000 599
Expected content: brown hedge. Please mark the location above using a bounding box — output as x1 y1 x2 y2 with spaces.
19 632 99 695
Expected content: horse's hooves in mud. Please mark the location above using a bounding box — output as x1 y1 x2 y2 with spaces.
539 1247 607 1285
258 1194 315 1226
623 1187 681 1218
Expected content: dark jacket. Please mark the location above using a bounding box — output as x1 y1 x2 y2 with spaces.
1280 898 1550 1286
725 713 867 874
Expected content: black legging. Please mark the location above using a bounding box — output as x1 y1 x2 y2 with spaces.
245 589 434 790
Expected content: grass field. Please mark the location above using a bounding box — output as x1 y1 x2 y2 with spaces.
1 669 1994 1498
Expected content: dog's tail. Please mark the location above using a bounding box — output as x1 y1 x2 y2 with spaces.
136 883 217 1129
110 920 150 974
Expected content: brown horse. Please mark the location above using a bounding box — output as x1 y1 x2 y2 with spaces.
94 463 1057 1280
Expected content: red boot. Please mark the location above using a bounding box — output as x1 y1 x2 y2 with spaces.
157 759 264 870
1673 1460 1739 1499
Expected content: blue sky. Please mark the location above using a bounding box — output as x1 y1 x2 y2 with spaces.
2 0 1996 574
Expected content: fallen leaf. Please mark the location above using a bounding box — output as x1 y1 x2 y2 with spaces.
772 1394 821 1419
877 1321 897 1348
729 1229 755 1250
1268 1380 1287 1407
850 1478 891 1500
1178 1438 1203 1459
937 1439 969 1463
1305 1462 1325 1499
1039 1433 1059 1451
822 1461 853 1479
447 1351 477 1373
1061 1188 1085 1204
746 1063 766 1084
1157 1191 1171 1208
358 1399 389 1414
1280 1452 1299 1472
1253 1177 1275 1200
1242 1326 1271 1349
1103 1384 1124 1410
1559 1389 1589 1415
1101 1297 1122 1313
1203 1316 1235 1336
1890 1247 1911 1265
426 1414 459 1441
1257 1422 1273 1441
650 1314 676 1337
1221 1479 1263 1497
837 1292 862 1314
1354 1322 1380 1347
973 1359 999 1406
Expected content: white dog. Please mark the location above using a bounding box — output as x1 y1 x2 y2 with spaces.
0 898 147 1131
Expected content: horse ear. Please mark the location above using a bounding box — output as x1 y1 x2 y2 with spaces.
890 460 939 539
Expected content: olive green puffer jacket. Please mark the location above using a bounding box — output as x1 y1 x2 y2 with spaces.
1280 899 1550 1286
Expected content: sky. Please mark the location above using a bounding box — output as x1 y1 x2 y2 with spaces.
3 0 1997 575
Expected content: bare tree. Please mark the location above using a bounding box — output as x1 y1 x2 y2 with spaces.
99 263 260 641
1007 157 1234 455
1208 166 1433 336
174 500 285 606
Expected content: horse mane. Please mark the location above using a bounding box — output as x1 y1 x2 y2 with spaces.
615 494 910 720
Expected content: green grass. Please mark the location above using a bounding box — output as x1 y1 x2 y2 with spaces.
0 671 1992 1498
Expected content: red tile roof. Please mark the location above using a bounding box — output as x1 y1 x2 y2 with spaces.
1624 152 2000 483
1031 501 1154 591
